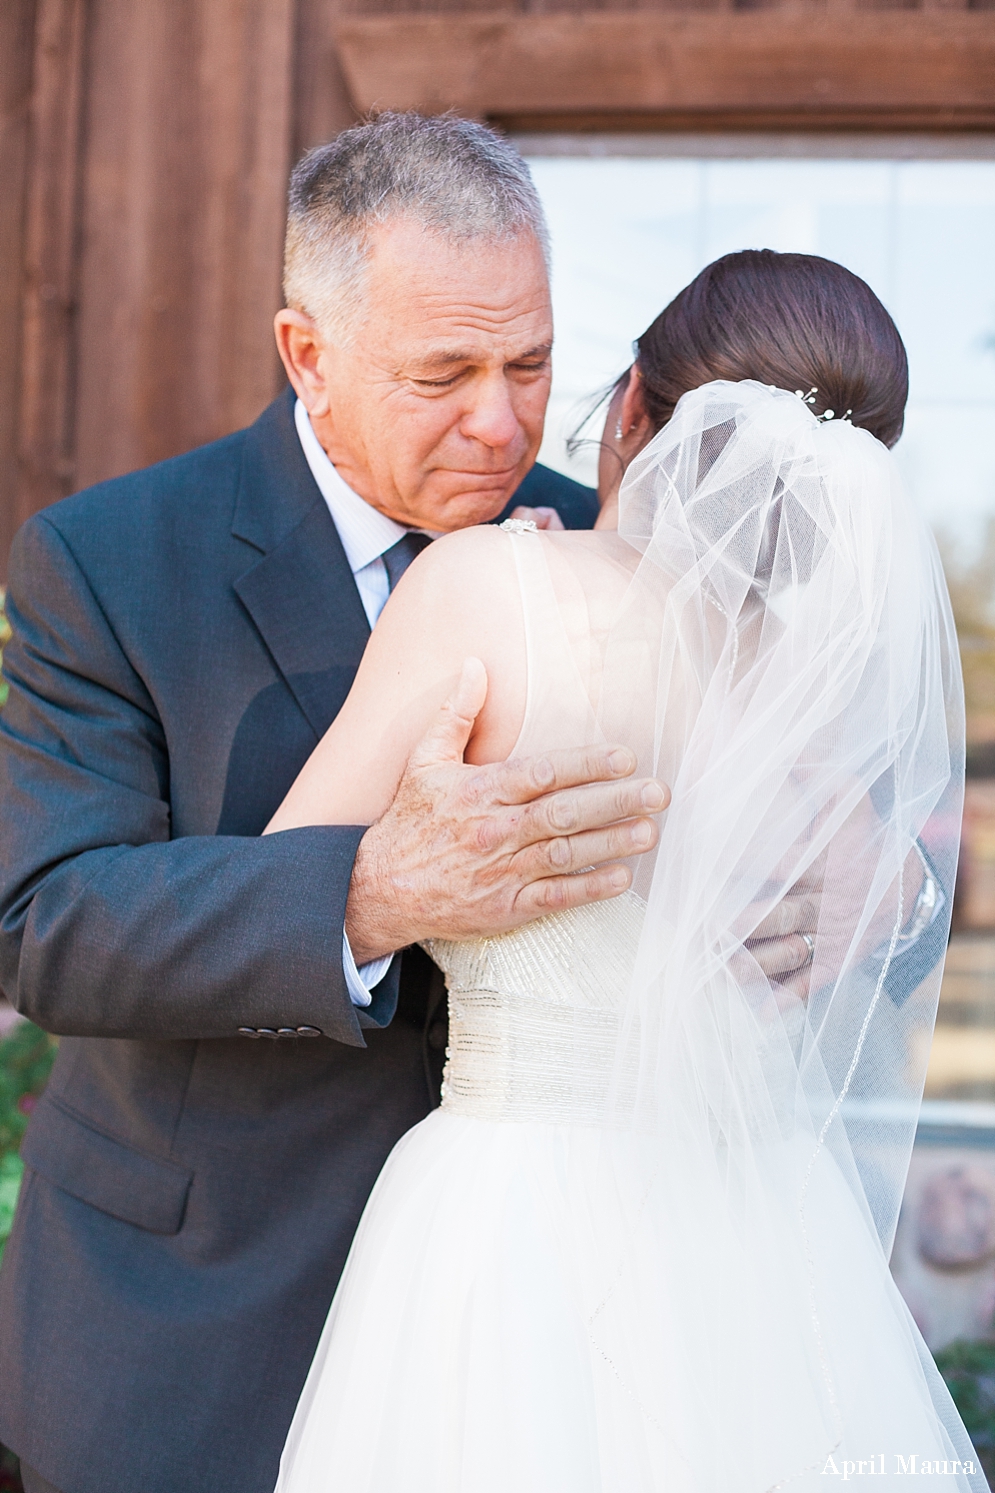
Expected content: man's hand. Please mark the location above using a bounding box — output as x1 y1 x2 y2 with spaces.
345 658 669 962
743 794 927 1000
506 505 565 532
746 892 821 999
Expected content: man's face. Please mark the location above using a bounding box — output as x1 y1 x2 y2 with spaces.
279 217 553 531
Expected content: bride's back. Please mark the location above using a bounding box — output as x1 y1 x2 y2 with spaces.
487 525 653 757
267 519 664 834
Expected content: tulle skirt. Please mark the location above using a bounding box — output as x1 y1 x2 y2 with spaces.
275 1110 983 1492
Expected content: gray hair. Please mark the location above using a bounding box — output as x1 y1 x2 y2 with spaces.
283 112 550 344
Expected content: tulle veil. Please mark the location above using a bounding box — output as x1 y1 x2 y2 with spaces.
577 379 975 1487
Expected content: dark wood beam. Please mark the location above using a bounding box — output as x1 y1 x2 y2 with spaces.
336 12 995 132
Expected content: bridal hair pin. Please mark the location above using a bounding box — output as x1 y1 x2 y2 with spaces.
788 386 854 425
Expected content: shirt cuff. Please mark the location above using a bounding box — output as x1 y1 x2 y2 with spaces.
342 931 393 1008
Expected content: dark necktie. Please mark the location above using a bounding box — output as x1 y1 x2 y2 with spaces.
382 531 432 592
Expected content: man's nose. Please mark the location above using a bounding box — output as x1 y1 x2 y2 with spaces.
460 376 522 451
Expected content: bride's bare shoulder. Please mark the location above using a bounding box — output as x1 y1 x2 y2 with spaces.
381 524 520 639
543 528 638 563
364 520 522 670
358 524 526 767
385 523 636 640
392 523 517 599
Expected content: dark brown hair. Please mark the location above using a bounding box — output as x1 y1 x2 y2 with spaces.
632 249 908 448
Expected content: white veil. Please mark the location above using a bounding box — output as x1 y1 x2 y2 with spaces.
584 380 974 1488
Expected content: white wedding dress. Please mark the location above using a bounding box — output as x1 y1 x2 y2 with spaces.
276 386 984 1492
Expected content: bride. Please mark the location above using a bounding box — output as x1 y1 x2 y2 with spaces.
266 249 978 1490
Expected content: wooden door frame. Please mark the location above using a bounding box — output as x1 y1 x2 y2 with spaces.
336 12 995 135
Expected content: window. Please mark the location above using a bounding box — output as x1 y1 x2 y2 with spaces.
522 134 995 550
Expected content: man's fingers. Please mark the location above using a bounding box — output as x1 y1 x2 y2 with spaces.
750 895 818 942
508 505 565 532
513 862 633 919
775 970 813 1001
520 775 668 843
496 740 636 800
749 933 814 980
408 658 488 771
516 817 659 879
494 743 641 803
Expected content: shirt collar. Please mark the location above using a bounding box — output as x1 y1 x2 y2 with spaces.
294 397 408 575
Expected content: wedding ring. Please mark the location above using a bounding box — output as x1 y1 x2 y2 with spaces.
798 932 815 970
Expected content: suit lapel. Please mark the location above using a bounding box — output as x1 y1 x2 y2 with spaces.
231 389 371 740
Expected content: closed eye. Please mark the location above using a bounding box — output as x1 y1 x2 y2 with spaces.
407 344 552 391
415 362 546 386
412 374 463 389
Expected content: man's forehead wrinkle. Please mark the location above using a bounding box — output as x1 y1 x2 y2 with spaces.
389 307 551 341
403 342 552 372
401 291 550 320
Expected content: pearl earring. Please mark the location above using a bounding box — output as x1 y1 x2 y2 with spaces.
615 419 624 441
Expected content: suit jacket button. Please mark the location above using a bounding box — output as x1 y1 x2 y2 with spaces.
428 1020 448 1052
296 1026 322 1037
238 1027 260 1038
257 1028 278 1039
276 1028 298 1038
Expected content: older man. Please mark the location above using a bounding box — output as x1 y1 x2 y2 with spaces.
0 115 819 1493
0 114 668 1493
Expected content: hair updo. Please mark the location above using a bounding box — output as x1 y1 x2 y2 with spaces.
632 249 908 448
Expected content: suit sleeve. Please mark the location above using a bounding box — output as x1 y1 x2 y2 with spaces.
0 514 399 1043
884 843 950 1007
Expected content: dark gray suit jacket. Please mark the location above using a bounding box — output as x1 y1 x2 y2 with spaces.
0 388 597 1493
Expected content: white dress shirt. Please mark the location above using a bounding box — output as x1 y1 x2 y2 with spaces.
295 398 416 1006
295 398 409 629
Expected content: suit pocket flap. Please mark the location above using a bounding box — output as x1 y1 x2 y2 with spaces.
21 1097 193 1235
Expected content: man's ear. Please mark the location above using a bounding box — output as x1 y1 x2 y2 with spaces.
274 309 331 418
620 364 653 449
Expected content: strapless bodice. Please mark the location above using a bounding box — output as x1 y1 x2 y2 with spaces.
423 891 645 1125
